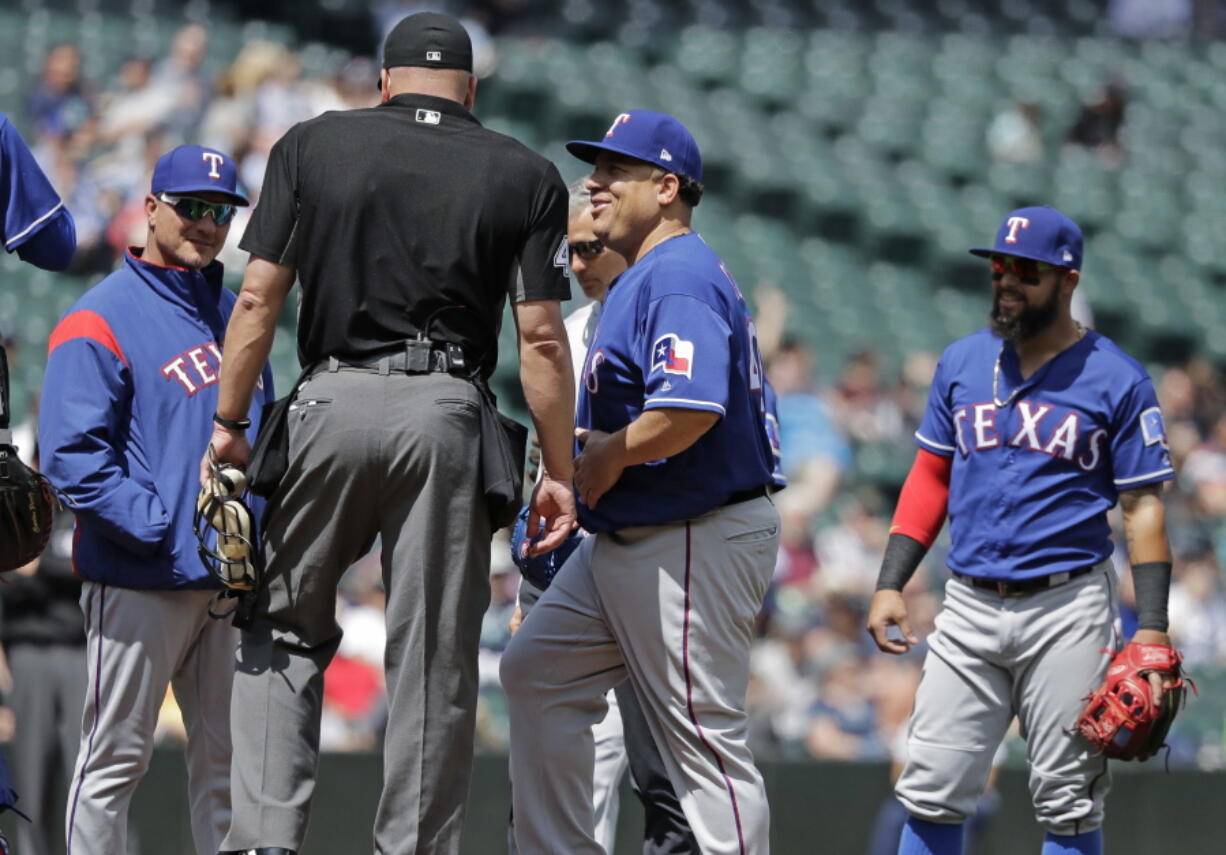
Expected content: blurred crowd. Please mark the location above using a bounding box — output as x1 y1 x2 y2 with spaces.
19 23 384 278
4 9 1226 777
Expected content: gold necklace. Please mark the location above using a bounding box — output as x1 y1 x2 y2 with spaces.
992 323 1085 408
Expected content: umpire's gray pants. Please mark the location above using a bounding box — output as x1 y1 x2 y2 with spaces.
895 561 1118 836
221 369 492 855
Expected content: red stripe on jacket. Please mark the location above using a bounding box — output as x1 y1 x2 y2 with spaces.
48 309 129 367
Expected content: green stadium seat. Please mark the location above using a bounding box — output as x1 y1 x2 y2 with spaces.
676 26 740 88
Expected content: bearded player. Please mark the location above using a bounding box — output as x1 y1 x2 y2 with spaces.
866 206 1181 855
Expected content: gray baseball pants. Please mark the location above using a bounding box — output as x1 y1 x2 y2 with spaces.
502 496 779 855
895 561 1118 836
514 580 628 853
6 643 86 855
66 584 235 855
221 368 491 855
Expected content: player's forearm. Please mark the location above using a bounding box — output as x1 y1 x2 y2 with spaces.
618 408 720 466
216 257 293 420
1119 484 1172 565
1120 484 1173 632
516 301 575 480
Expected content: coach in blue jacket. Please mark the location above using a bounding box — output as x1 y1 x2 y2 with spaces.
38 144 273 855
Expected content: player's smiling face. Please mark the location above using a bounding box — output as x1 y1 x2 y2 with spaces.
144 190 232 269
988 253 1063 341
568 206 626 301
586 152 667 255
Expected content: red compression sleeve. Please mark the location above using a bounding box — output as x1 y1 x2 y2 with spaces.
889 448 952 549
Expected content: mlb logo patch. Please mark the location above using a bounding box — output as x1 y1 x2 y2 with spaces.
1139 407 1167 447
652 334 694 380
416 109 441 125
426 50 442 62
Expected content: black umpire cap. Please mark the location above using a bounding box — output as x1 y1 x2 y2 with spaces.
382 12 473 74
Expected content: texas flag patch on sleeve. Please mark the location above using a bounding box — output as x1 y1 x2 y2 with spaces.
652 334 694 379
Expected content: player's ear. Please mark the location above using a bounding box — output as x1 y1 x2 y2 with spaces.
655 172 681 207
1063 269 1081 293
379 68 392 103
144 194 159 227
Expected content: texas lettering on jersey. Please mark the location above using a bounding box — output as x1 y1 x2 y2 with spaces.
161 340 263 397
953 399 1109 472
916 328 1174 579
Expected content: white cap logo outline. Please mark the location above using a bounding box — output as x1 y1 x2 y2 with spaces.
605 113 631 137
201 151 224 179
1004 216 1030 244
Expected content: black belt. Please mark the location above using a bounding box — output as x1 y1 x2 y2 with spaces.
332 340 467 375
953 565 1096 597
722 485 770 507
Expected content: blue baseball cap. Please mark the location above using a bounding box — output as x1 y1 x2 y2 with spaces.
969 206 1082 269
567 110 703 183
151 145 249 206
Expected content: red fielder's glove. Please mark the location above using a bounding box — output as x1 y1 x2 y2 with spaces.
1076 642 1193 761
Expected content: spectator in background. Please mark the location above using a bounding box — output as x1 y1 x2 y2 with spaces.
96 57 170 145
25 43 92 144
151 23 211 138
1168 547 1226 666
832 347 905 445
199 40 285 157
1067 81 1128 166
1183 413 1226 517
1109 0 1194 38
815 490 891 598
986 100 1043 164
767 336 852 510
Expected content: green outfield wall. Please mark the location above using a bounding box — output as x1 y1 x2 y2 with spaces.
4 749 1220 853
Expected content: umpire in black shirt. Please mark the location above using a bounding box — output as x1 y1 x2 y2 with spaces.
203 13 577 855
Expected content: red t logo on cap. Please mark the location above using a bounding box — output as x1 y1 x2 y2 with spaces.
201 152 224 179
1005 216 1030 243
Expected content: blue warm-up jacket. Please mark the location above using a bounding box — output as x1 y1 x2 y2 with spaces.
38 248 274 590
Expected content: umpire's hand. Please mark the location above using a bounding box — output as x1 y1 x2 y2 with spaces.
866 589 919 655
526 474 576 557
200 424 251 485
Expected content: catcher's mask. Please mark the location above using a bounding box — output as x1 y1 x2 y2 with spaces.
195 449 260 592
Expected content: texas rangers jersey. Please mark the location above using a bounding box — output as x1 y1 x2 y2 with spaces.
916 327 1173 580
39 249 274 590
1 110 75 269
575 232 774 532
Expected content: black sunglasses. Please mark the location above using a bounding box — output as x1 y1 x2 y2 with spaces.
158 192 237 227
570 239 604 261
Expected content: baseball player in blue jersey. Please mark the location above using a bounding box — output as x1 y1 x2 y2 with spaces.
866 207 1179 855
1 110 75 271
0 106 76 855
38 145 272 855
507 181 700 855
501 110 779 855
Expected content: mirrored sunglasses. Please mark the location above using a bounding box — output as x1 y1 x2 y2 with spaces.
570 239 605 261
989 254 1060 286
158 192 237 226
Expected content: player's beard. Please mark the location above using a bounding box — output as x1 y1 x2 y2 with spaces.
989 286 1059 342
